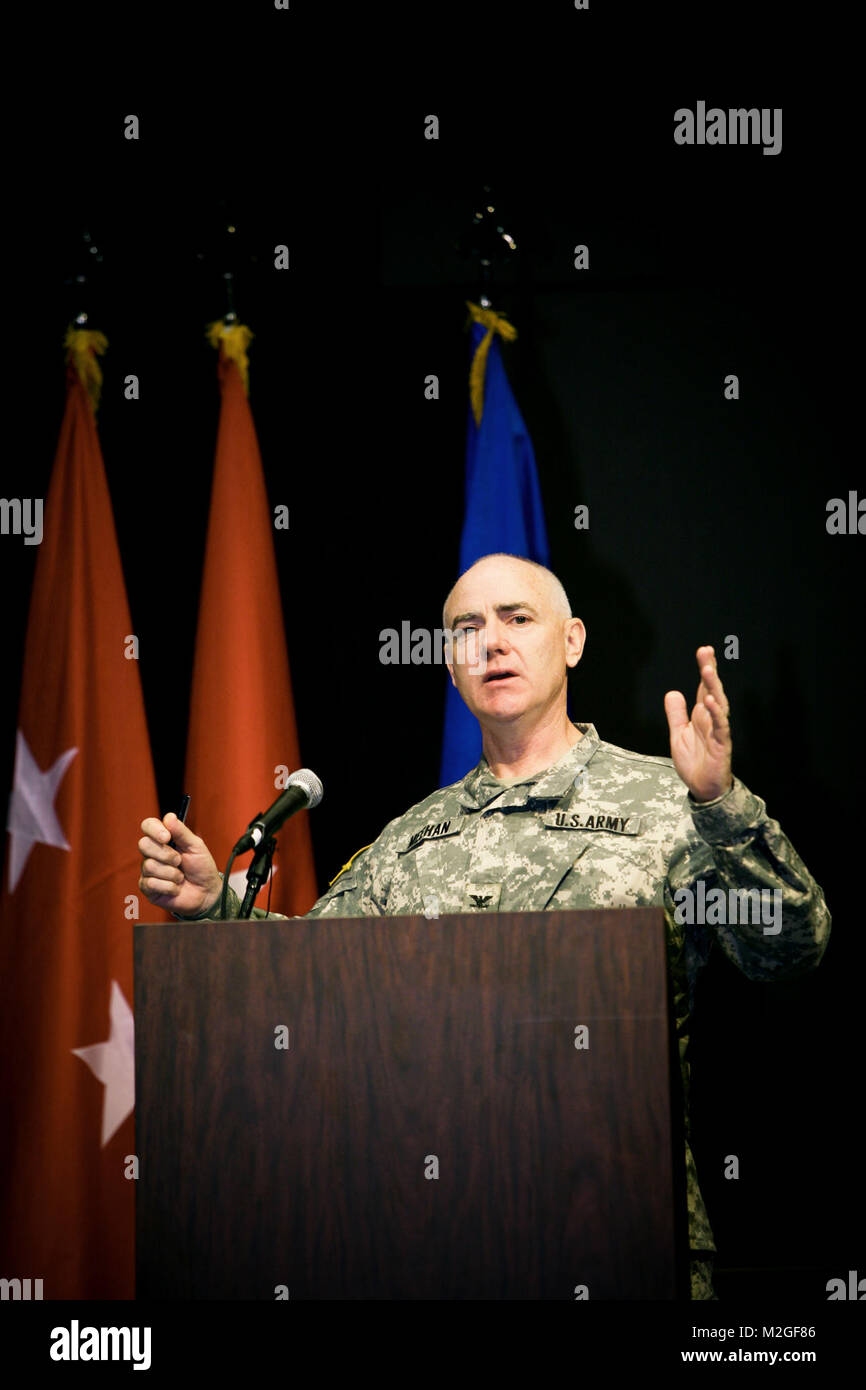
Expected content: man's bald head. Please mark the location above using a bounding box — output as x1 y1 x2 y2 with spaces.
442 553 572 630
442 552 585 736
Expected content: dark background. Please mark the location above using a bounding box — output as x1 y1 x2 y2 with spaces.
2 65 862 1300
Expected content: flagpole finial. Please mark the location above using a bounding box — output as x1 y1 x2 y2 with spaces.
194 207 260 333
223 269 237 325
457 184 519 312
64 229 104 328
63 222 108 409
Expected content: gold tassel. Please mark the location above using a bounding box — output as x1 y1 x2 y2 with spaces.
64 327 108 413
465 301 518 427
205 320 254 396
328 843 373 887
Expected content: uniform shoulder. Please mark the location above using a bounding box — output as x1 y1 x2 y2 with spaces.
587 737 692 820
592 736 684 786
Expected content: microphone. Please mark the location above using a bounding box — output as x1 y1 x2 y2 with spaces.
232 768 323 854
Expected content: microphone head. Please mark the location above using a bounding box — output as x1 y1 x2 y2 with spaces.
287 767 323 809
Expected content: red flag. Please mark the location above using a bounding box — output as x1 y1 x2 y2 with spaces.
0 330 164 1298
184 325 317 917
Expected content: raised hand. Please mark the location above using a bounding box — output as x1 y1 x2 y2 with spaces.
664 645 734 803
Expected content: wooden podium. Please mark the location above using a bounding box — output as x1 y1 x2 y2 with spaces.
134 909 688 1300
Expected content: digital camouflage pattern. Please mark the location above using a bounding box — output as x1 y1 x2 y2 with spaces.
689 1255 719 1302
195 722 831 1298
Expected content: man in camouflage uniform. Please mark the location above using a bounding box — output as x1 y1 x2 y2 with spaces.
139 553 831 1301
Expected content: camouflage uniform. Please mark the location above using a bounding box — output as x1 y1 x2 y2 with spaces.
189 722 831 1300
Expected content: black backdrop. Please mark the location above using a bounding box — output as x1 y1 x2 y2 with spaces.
2 75 862 1299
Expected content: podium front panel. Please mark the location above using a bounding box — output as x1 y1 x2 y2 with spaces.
134 909 684 1299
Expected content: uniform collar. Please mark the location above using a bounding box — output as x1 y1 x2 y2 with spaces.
458 723 600 810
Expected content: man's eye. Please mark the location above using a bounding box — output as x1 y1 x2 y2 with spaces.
511 615 530 624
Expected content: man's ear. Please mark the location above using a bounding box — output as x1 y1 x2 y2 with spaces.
565 617 586 668
445 660 458 690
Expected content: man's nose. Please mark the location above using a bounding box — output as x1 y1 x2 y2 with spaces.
485 619 512 654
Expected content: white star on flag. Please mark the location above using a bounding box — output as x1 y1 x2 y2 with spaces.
229 863 278 906
72 981 135 1147
5 730 78 893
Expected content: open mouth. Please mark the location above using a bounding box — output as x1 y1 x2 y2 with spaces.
483 669 518 684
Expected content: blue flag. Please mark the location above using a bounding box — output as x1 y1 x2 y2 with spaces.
439 317 550 786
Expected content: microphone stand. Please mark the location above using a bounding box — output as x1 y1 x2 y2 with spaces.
238 834 277 919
